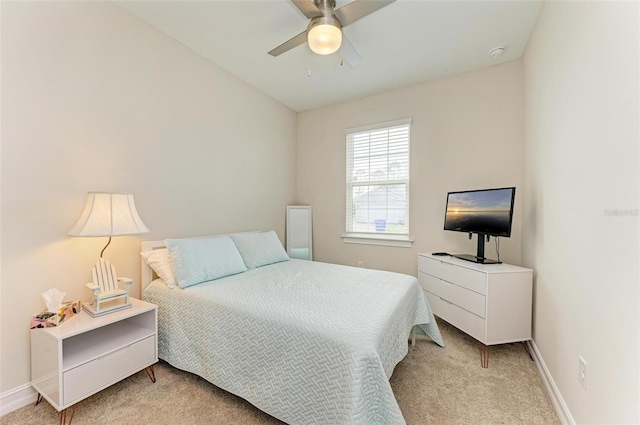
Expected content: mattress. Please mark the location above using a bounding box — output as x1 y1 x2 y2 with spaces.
144 259 443 425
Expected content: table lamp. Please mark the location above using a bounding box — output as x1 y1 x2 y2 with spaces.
68 192 149 316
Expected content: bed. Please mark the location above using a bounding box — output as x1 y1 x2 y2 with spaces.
140 231 443 425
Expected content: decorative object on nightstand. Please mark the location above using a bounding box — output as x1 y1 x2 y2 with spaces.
30 288 81 329
68 192 149 317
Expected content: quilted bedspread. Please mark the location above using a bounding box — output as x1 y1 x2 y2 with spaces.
143 259 443 425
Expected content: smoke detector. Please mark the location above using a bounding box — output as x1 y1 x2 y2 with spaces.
489 47 505 59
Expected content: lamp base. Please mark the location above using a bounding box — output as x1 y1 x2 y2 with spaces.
82 299 131 317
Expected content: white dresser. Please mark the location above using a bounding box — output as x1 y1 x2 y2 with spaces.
418 253 532 366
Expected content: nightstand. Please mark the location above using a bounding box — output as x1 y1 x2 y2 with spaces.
30 297 158 423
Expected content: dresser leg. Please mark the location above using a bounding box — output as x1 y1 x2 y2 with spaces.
145 364 157 383
411 326 416 347
522 341 534 361
479 343 490 368
35 393 43 406
59 404 77 425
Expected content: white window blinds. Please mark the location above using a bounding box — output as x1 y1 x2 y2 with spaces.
346 119 411 236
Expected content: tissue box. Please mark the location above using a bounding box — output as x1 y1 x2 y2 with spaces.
30 300 82 329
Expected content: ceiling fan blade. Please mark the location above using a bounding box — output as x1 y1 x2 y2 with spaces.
340 35 362 67
291 0 322 19
268 30 308 57
334 0 395 27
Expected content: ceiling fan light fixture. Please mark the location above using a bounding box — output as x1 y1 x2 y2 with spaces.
307 16 342 55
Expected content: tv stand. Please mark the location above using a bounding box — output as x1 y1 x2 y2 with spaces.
452 254 501 264
454 232 501 264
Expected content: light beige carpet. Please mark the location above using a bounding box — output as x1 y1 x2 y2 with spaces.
2 319 559 425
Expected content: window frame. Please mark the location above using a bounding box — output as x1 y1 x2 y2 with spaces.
342 118 413 248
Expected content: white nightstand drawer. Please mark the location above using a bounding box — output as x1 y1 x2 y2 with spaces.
420 256 486 295
419 272 486 318
63 335 155 405
424 290 485 342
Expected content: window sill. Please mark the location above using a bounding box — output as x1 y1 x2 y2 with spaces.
341 233 414 248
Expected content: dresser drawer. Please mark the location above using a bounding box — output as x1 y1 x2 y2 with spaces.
424 290 485 343
419 256 486 295
419 272 486 318
63 335 155 405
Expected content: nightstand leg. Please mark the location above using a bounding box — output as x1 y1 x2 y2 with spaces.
59 404 77 425
145 365 156 383
479 343 490 368
411 327 416 347
35 393 43 406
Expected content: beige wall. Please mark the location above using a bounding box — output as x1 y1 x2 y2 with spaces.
523 1 639 423
4 1 638 423
297 61 525 275
0 1 296 393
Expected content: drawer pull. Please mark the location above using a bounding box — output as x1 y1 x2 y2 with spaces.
440 297 454 305
98 344 133 361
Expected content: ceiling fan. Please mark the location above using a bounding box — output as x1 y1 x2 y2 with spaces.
268 0 395 66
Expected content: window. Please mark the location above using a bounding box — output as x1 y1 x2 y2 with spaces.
344 118 412 247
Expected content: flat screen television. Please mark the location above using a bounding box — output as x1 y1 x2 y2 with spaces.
443 187 515 264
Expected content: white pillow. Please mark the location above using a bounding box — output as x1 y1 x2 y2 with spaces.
230 231 289 269
165 236 248 289
140 248 178 289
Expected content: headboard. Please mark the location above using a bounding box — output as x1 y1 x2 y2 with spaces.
140 239 167 291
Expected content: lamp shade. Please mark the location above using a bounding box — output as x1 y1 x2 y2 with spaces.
68 192 149 237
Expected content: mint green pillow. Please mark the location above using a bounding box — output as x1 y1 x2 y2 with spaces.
230 231 289 269
165 236 247 288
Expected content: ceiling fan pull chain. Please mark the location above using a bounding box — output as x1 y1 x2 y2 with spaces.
308 46 312 77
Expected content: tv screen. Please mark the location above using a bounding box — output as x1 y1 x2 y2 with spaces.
443 187 515 237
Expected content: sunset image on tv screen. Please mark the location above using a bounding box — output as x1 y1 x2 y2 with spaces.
444 188 513 236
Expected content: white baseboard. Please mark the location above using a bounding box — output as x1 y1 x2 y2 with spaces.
0 383 38 417
527 340 575 425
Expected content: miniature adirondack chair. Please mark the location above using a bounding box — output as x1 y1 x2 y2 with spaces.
86 258 132 315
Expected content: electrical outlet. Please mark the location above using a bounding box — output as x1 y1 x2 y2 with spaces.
578 356 588 390
357 261 364 268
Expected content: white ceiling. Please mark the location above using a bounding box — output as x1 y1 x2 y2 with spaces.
115 0 542 112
